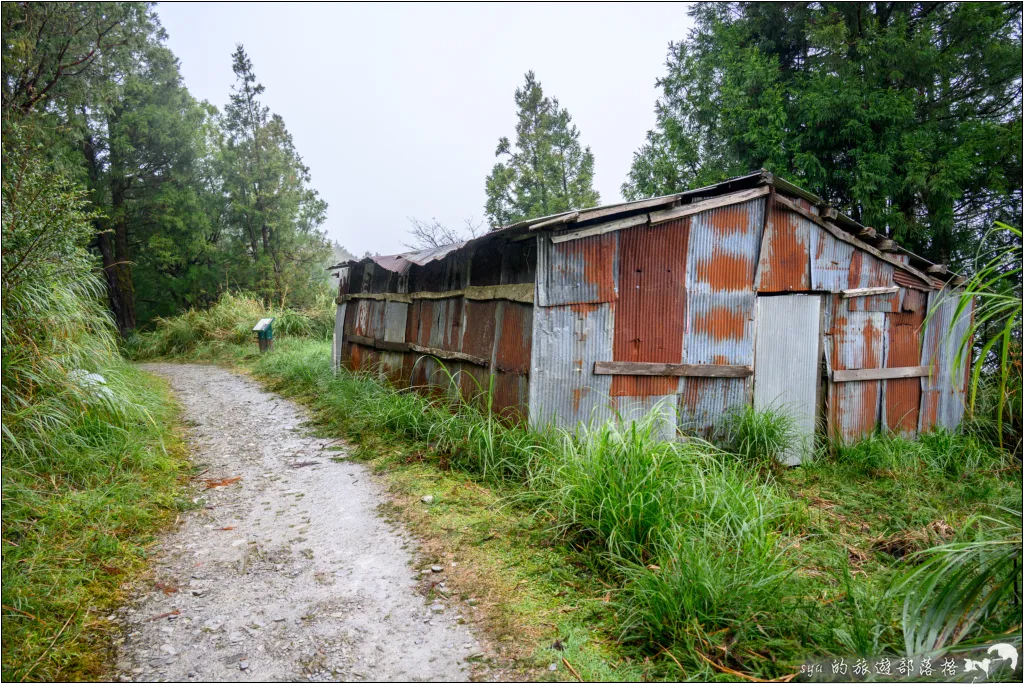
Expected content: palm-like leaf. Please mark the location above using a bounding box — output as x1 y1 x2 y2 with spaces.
897 511 1022 658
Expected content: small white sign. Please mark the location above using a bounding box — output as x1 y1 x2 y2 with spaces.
253 318 274 332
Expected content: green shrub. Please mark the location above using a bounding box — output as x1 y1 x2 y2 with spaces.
137 292 332 358
722 404 798 470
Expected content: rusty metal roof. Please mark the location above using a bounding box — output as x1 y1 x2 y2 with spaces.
331 170 956 283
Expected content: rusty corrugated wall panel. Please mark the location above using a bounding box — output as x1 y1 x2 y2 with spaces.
383 302 408 343
491 372 529 421
426 297 462 351
920 290 972 432
458 364 491 407
901 288 927 313
810 225 856 291
611 218 690 397
894 268 932 291
495 302 533 375
884 311 924 436
537 232 618 306
678 199 763 432
825 296 885 442
460 300 497 359
611 395 678 441
529 302 615 429
847 251 898 312
755 202 811 292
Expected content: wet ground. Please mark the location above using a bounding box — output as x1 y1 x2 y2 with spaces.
112 363 483 682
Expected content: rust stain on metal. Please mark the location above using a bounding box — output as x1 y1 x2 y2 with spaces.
757 207 811 292
694 252 751 291
885 311 924 435
709 205 751 235
827 297 885 442
574 233 616 301
571 387 589 412
541 232 617 305
691 303 747 342
418 300 434 346
491 372 528 422
848 252 898 311
460 300 497 360
611 219 689 397
893 268 932 291
495 302 532 375
901 288 926 313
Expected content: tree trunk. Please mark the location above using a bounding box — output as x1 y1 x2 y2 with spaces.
84 126 136 337
99 182 137 336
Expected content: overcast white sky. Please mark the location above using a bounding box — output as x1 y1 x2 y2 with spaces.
156 2 694 257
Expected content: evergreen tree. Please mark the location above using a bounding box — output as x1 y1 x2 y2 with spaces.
485 71 599 227
625 2 1022 266
220 45 329 304
80 39 212 335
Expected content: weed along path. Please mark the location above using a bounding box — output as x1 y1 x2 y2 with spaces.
115 364 483 682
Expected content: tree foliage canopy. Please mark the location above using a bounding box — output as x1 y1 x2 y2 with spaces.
624 2 1023 265
2 4 333 334
485 71 599 227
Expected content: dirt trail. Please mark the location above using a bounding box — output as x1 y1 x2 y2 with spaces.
113 363 483 682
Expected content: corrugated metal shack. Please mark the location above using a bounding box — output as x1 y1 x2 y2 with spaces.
330 171 973 461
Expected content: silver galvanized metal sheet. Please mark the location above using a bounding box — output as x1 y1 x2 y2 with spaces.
753 295 822 464
536 233 618 306
920 290 972 431
380 351 404 377
529 302 615 430
332 302 347 370
613 395 678 441
383 301 408 343
679 378 747 436
810 225 856 291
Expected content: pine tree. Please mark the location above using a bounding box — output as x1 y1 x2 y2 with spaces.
485 71 599 227
220 45 328 304
624 2 1022 266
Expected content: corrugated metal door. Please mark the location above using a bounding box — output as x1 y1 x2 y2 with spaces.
753 295 823 464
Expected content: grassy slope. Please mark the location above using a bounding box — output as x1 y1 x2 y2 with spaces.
1 366 193 682
149 335 1020 681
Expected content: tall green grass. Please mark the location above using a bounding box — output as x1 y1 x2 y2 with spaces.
136 307 1021 679
134 291 333 358
1 363 191 681
3 123 192 680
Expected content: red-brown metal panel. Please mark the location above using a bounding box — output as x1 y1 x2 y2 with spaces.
458 364 491 406
893 268 932 291
901 288 926 313
491 372 528 422
496 302 533 375
461 300 497 360
756 203 811 292
611 218 690 397
885 311 924 436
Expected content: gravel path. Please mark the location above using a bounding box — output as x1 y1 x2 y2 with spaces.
113 363 483 682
